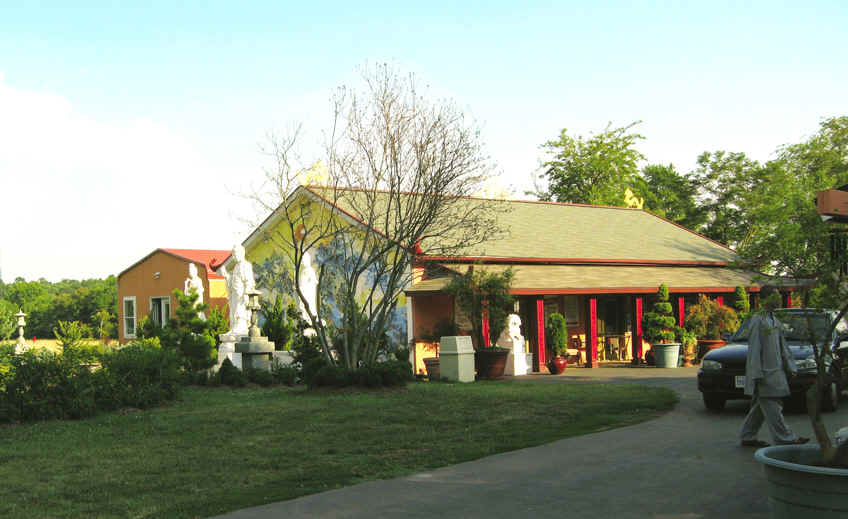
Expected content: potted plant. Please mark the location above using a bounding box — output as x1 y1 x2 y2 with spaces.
676 327 698 367
420 319 459 380
754 299 848 516
445 266 515 379
641 284 680 368
545 312 568 374
684 294 740 358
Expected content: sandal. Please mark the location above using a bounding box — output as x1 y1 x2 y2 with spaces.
741 439 770 447
777 437 809 445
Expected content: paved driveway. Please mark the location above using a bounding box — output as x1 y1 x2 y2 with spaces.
212 366 847 519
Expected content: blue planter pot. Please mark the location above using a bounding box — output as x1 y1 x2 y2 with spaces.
652 343 680 368
755 444 848 518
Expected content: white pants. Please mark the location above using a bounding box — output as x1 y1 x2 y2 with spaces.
739 389 797 444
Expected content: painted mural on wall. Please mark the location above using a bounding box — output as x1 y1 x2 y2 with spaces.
250 235 408 348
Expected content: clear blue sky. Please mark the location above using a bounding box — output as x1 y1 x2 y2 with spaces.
1 1 847 282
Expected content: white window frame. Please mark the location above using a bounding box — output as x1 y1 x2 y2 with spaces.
123 296 137 339
149 296 171 328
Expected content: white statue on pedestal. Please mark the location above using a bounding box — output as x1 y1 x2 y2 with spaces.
184 263 205 320
218 244 255 337
499 313 528 376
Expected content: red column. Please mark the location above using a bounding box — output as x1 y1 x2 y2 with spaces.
481 303 490 348
536 298 546 366
783 292 792 308
716 296 724 307
678 296 685 327
634 297 644 363
588 297 598 367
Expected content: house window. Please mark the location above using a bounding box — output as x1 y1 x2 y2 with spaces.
150 296 171 327
123 296 137 338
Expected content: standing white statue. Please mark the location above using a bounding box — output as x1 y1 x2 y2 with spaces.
218 244 255 336
298 251 319 321
184 263 206 320
508 313 528 374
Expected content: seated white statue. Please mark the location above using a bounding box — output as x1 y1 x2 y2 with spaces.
499 313 528 375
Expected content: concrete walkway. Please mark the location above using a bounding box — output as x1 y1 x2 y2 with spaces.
211 366 847 519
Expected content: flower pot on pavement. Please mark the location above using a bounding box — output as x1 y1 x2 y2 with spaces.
697 339 726 359
475 348 509 380
652 343 680 368
755 444 848 518
547 356 567 375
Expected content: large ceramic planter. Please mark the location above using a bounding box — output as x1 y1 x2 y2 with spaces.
475 348 509 380
755 444 848 518
547 356 567 375
652 343 680 368
423 357 440 380
697 339 726 359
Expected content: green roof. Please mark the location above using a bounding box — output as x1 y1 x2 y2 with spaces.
305 186 737 264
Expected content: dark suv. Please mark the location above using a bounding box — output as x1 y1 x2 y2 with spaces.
697 308 847 411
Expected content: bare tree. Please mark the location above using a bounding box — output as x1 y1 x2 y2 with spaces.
248 64 506 369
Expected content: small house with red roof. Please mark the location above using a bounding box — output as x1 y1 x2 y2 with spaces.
117 248 231 342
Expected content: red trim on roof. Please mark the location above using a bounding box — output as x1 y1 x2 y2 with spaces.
510 286 756 295
157 249 231 279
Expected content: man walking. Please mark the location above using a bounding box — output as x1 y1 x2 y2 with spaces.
739 286 809 447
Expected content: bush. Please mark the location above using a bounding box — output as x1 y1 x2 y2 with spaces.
271 360 298 386
685 294 741 340
0 338 182 423
307 359 412 389
245 367 274 387
216 358 246 387
97 339 182 409
545 313 568 357
642 284 676 344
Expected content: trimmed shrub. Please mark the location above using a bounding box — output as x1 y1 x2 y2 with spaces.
217 358 247 387
271 361 298 386
545 313 568 357
97 339 182 409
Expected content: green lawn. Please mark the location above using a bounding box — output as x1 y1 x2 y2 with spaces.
0 380 677 518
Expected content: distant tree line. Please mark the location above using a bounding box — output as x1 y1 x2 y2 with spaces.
0 276 118 340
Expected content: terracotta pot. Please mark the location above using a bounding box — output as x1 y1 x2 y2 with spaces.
423 357 440 380
547 356 568 374
697 339 726 359
475 348 509 380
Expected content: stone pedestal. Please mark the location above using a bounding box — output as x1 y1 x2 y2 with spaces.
217 333 243 370
235 336 275 371
439 336 474 383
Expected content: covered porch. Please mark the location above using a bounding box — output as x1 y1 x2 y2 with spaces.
406 262 763 372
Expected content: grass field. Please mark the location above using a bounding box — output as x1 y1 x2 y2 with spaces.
0 380 676 519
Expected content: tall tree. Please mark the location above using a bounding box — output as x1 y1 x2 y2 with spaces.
691 151 763 248
249 64 504 369
538 122 645 206
634 163 705 231
738 117 848 294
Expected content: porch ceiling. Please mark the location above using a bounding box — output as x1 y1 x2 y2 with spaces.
405 263 762 295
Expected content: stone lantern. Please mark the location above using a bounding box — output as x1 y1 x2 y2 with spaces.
15 309 26 354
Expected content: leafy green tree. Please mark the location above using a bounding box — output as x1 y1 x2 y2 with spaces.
738 117 848 294
159 289 217 372
544 312 568 358
691 151 764 247
634 163 705 230
261 294 297 351
733 286 751 320
0 300 16 341
538 122 645 206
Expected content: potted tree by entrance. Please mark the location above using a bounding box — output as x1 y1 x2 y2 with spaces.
445 267 515 379
545 312 568 374
642 284 680 368
684 294 740 358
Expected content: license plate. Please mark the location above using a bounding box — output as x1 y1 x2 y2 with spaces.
735 376 745 389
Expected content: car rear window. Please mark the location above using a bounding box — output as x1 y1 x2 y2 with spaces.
732 311 831 343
